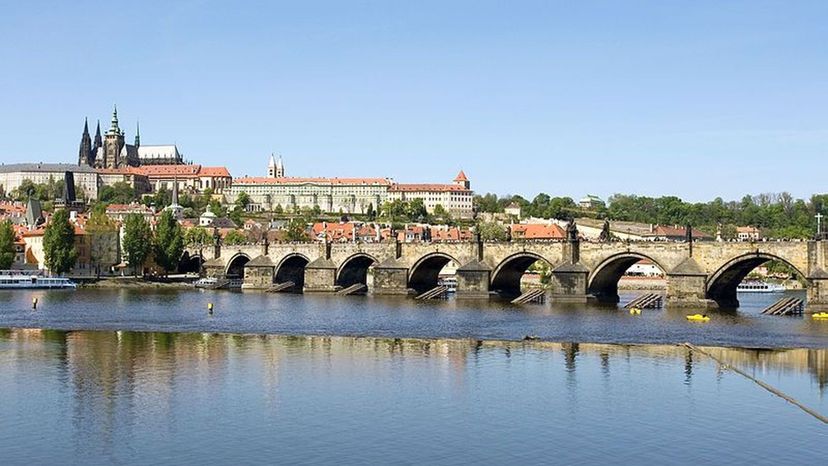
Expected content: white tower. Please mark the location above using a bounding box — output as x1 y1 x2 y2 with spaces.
275 155 285 177
267 153 277 178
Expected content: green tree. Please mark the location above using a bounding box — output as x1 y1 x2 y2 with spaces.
476 221 508 241
366 202 376 220
98 182 137 204
184 226 212 246
43 209 77 275
0 220 15 269
123 213 152 275
85 204 118 277
285 218 308 242
223 230 248 245
153 210 184 276
235 191 251 209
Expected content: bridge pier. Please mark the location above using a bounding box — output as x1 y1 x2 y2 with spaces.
242 256 275 290
303 257 339 293
665 258 715 308
806 274 828 312
369 258 411 295
455 260 491 299
548 263 590 303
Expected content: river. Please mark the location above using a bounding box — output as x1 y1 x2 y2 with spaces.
1 289 826 464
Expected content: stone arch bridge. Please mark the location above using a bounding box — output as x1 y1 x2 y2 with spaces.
187 239 828 310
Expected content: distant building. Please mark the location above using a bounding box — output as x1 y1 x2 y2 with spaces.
504 202 522 218
78 107 184 169
510 223 566 240
388 171 474 220
0 163 99 200
96 167 152 196
625 259 664 277
736 226 762 241
136 164 232 194
579 195 605 210
105 203 154 222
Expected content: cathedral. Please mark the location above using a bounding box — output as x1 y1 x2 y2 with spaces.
78 106 183 168
78 106 139 169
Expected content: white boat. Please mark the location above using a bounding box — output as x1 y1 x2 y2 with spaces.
0 274 77 289
194 277 220 288
737 281 785 293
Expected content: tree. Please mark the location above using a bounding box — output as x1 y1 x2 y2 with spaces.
223 230 248 245
0 220 15 269
123 213 152 275
432 204 452 223
366 202 376 220
43 209 77 275
98 182 136 204
235 191 251 209
184 226 212 246
285 218 308 242
476 221 508 241
85 204 118 277
153 210 184 276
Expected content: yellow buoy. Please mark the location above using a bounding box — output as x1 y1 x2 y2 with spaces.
812 312 828 319
207 302 214 314
629 307 641 315
686 314 710 322
32 297 38 309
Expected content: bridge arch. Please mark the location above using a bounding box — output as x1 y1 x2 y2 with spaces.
336 253 378 288
490 252 552 298
706 252 805 308
274 253 310 292
225 253 251 278
178 251 203 274
408 252 458 294
588 252 667 303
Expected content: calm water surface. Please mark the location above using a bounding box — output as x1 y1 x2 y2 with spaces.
0 289 825 348
0 330 825 465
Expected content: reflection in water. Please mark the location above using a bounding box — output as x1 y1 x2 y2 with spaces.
0 329 826 464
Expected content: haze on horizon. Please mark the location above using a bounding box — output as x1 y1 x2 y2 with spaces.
0 1 825 203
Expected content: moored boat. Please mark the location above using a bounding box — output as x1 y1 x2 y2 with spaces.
0 272 77 290
737 281 785 293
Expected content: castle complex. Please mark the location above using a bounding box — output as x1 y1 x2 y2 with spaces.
78 106 183 169
228 155 474 219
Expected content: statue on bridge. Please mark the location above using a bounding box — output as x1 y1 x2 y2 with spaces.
566 218 579 242
598 219 611 242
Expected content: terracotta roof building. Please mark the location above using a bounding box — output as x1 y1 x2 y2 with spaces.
388 170 474 219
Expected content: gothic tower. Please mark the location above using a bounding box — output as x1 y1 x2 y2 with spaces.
93 120 102 153
78 118 93 166
134 121 140 149
276 155 284 177
268 153 277 178
103 105 125 168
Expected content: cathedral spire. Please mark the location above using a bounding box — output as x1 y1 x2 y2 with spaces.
134 120 140 148
94 120 102 149
78 118 93 166
108 104 120 135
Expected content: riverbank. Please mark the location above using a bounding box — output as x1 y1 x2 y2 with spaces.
76 277 193 289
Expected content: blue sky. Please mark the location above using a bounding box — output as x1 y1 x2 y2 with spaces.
0 1 825 202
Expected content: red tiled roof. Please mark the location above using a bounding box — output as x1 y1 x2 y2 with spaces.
133 164 231 179
389 183 469 193
454 170 468 182
235 177 392 186
511 224 566 240
96 167 145 175
200 166 232 177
